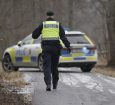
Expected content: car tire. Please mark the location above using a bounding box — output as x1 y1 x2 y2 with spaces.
38 54 43 71
80 64 94 72
13 67 19 71
2 54 18 72
2 54 13 72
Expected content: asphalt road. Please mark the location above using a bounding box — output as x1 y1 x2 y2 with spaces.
21 67 115 105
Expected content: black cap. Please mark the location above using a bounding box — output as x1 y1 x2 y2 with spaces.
46 11 54 16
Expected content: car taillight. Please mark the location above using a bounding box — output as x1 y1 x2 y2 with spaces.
82 46 96 55
88 45 97 50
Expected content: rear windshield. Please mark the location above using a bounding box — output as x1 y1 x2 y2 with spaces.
66 34 90 44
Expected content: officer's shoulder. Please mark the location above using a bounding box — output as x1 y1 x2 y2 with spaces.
39 22 43 26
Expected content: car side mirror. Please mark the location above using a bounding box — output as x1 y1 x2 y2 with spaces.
17 41 22 47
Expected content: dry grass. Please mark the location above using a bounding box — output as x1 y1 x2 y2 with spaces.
93 66 115 77
93 57 115 77
0 66 27 87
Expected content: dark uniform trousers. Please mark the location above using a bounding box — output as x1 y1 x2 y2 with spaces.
42 45 60 85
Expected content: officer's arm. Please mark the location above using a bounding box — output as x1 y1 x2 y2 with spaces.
32 24 43 39
59 25 70 48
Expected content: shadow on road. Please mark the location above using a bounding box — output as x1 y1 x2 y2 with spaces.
19 70 39 72
20 70 86 73
59 70 82 73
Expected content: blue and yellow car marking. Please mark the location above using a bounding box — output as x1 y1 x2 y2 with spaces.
15 56 37 63
87 56 97 61
31 56 37 62
6 48 16 63
23 56 31 62
15 57 23 62
60 57 73 61
61 50 72 57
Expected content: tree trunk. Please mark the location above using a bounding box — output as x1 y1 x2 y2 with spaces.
107 0 115 66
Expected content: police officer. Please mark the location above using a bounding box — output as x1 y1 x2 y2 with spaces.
32 11 71 91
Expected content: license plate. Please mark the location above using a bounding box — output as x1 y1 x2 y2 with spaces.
74 57 86 60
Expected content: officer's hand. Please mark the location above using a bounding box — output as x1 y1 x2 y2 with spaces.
67 47 71 53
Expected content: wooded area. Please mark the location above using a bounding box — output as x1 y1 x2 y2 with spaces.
0 0 115 66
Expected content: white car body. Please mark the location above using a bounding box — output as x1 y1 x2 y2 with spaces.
2 31 98 72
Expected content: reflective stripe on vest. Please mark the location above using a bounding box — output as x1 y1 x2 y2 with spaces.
41 21 59 40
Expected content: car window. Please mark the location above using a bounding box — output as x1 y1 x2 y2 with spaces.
22 35 33 45
33 36 41 44
66 34 90 44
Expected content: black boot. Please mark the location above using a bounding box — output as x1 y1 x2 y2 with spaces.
46 85 51 91
53 83 58 89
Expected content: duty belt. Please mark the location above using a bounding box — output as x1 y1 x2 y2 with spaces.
42 37 59 41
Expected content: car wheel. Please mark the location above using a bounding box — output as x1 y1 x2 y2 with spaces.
2 55 14 72
13 67 19 71
38 54 43 71
80 64 94 72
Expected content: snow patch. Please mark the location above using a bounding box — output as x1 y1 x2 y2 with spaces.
60 74 80 87
108 89 115 94
86 83 104 92
98 75 115 87
23 74 32 83
59 68 71 71
18 86 33 94
60 73 104 92
19 74 35 95
72 74 104 92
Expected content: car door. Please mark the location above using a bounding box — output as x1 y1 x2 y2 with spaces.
15 35 34 67
30 37 42 67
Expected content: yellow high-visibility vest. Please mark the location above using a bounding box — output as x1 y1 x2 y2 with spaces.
41 21 59 40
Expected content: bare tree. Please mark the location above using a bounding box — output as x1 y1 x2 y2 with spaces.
68 0 73 29
106 0 115 66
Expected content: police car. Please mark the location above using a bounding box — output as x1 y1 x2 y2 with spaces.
2 31 98 72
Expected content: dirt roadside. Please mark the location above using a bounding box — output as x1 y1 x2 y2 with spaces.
0 62 32 105
0 60 115 105
92 59 115 77
93 66 115 77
